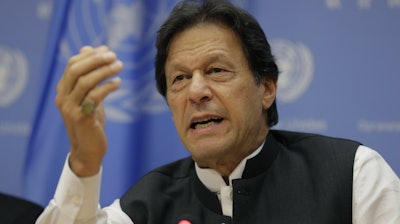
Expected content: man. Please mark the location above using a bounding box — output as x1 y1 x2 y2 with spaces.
37 0 400 223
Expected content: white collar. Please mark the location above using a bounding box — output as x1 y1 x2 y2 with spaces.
195 140 265 192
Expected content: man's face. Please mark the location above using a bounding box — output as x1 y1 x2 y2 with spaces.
165 23 276 168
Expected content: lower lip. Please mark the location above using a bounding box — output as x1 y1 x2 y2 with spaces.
189 120 224 135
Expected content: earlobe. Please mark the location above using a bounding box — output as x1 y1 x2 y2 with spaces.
262 79 277 110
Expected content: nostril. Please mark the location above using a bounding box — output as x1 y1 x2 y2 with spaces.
200 95 210 101
188 87 212 104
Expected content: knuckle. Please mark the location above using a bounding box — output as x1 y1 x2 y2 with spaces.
68 63 80 77
59 103 72 117
85 91 96 101
67 54 81 66
56 82 62 93
54 95 62 107
76 76 91 90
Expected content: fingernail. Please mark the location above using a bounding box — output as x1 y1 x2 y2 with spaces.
80 46 93 53
102 51 116 60
109 60 123 70
111 77 122 84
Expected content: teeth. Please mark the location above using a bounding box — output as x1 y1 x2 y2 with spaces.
194 117 220 123
195 120 218 129
191 117 222 129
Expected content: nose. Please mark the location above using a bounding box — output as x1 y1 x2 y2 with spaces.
187 70 212 104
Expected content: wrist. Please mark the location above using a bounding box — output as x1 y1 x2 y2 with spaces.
68 153 102 177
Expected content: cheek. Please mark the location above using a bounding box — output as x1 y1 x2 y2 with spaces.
167 95 185 126
241 87 266 115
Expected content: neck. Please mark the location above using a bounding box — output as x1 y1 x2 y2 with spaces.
197 140 265 180
196 130 269 180
196 157 241 179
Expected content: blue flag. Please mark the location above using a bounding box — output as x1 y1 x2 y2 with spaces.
24 0 188 207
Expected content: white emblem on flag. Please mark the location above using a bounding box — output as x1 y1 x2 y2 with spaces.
0 46 28 107
271 39 314 103
60 0 172 122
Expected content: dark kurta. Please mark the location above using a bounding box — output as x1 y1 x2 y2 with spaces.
120 130 360 224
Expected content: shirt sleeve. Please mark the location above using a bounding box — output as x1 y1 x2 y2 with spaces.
35 155 133 224
352 145 400 224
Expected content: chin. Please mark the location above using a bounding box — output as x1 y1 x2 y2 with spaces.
190 149 223 166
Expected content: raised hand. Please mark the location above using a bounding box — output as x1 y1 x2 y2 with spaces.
55 46 123 177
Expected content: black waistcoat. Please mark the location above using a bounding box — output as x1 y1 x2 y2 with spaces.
120 130 360 223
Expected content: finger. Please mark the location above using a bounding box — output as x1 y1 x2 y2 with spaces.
57 46 99 95
58 46 113 96
64 48 115 94
84 77 123 110
70 60 123 104
70 45 107 65
64 46 108 77
79 45 94 53
65 77 122 118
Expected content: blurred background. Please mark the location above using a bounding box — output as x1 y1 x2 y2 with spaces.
0 0 399 207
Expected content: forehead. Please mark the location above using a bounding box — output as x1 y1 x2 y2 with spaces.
166 23 245 67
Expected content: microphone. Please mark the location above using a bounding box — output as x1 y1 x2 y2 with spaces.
178 220 192 224
177 214 198 224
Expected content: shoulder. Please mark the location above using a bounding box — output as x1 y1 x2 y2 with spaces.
353 146 400 223
269 130 361 171
150 156 194 178
119 157 197 221
270 129 361 151
354 145 399 180
122 156 194 196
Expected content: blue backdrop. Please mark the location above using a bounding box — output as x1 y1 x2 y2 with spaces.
0 0 399 207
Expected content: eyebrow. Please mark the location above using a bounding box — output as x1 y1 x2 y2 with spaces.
166 52 236 72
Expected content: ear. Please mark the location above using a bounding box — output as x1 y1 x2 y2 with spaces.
261 78 277 110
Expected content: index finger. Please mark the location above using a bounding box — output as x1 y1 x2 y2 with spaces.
57 46 116 96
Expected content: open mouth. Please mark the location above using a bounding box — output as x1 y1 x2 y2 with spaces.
190 117 223 129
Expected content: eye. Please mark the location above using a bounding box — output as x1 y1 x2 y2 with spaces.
172 74 185 84
212 67 223 73
207 67 225 74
